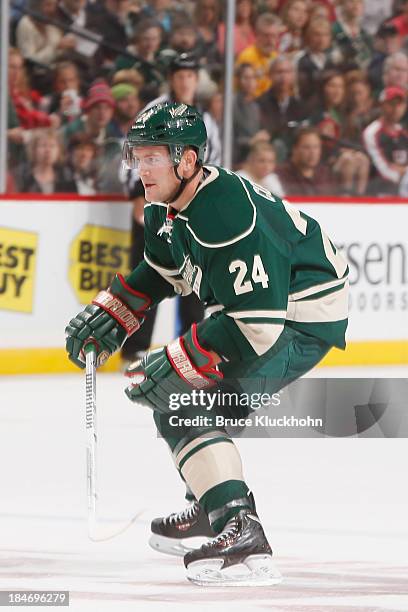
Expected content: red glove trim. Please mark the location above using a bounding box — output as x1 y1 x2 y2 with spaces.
92 290 143 336
166 337 217 389
190 323 216 371
116 274 152 310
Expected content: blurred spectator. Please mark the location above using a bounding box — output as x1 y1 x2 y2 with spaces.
7 97 24 167
110 83 141 138
257 0 279 13
63 80 116 143
232 63 267 165
165 19 202 56
367 23 403 94
311 70 347 132
139 0 187 41
332 0 373 70
142 53 221 164
16 0 75 67
193 0 221 63
55 0 102 69
363 86 408 195
382 52 408 90
309 2 335 22
115 18 164 91
320 121 370 195
90 0 129 67
277 127 336 195
47 60 83 122
296 17 336 106
237 141 284 196
6 172 17 193
63 80 123 191
257 55 305 160
218 0 256 57
390 0 408 37
112 68 144 90
236 13 282 97
16 128 76 193
136 17 162 60
278 0 309 54
312 70 370 195
361 0 393 35
207 90 223 138
344 73 378 143
8 47 60 129
68 135 99 194
343 71 378 138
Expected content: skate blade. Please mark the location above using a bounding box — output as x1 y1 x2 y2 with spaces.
186 554 283 587
149 534 211 557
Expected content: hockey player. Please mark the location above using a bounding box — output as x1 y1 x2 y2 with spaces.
66 103 349 586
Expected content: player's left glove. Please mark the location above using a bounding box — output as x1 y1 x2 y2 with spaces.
124 323 223 413
65 274 151 369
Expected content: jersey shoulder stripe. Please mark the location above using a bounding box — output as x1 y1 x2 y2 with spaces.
180 167 256 248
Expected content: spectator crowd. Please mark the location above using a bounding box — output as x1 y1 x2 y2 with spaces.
5 0 408 197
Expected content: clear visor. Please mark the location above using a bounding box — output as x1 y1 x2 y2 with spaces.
122 143 175 170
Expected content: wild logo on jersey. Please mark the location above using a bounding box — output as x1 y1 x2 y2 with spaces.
157 217 174 243
180 254 202 297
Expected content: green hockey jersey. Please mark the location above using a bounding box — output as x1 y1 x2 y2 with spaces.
126 166 349 361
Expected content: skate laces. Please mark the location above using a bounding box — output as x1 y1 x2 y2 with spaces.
207 516 240 548
166 501 199 525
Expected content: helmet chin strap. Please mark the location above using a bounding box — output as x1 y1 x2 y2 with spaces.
166 163 202 204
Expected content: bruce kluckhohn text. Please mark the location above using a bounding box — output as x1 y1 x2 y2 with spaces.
168 415 324 428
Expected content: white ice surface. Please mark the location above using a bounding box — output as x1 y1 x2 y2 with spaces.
0 368 407 611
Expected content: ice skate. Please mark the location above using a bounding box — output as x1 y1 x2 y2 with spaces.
184 509 282 586
149 500 214 557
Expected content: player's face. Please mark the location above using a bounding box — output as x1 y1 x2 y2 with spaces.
133 145 178 202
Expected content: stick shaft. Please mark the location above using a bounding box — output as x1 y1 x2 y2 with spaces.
85 348 97 535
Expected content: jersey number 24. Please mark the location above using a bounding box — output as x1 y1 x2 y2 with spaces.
229 255 269 295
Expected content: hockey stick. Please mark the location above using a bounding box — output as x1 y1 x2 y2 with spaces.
85 343 142 542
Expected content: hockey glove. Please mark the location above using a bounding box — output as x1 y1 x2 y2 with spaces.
124 323 223 413
65 274 151 369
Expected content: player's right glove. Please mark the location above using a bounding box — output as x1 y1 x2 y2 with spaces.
65 274 151 369
124 323 223 413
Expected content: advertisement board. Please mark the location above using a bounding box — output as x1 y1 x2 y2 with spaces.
0 197 407 373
